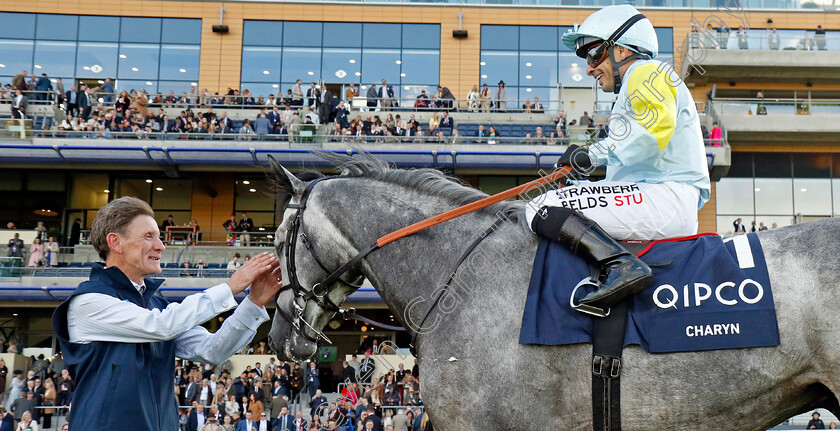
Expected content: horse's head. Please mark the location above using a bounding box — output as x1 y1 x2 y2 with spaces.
266 157 364 361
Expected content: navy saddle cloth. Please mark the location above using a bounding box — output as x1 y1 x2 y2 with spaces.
519 233 780 353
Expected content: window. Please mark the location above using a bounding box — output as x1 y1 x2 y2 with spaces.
162 19 202 44
79 16 120 42
0 13 36 39
36 14 78 41
76 42 119 78
159 45 200 80
120 18 162 43
242 47 283 83
118 44 160 80
34 41 76 78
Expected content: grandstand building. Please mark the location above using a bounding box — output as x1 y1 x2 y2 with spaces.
0 0 838 361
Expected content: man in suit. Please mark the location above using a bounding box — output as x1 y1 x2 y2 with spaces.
476 124 488 138
318 84 332 123
366 84 378 110
309 390 327 423
11 89 27 120
79 86 92 121
186 403 207 431
236 411 256 431
378 79 394 108
217 112 233 133
363 405 382 431
54 77 65 106
272 406 294 431
306 83 319 108
439 110 454 130
733 218 746 234
437 85 455 110
391 409 410 431
268 106 282 128
35 73 52 101
292 411 307 431
100 78 114 104
334 100 350 129
66 86 79 116
304 362 320 399
184 376 199 404
359 351 375 384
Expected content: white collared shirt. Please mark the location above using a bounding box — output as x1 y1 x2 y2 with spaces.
67 282 268 365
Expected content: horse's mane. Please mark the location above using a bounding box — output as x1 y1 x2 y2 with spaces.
309 151 528 228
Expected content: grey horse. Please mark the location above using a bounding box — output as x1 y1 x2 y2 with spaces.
267 153 840 431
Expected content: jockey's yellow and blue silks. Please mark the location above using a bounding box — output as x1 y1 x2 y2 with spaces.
588 59 711 209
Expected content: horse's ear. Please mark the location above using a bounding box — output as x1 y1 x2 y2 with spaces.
267 155 304 197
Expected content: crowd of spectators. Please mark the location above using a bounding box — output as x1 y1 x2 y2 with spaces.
0 336 431 431
689 23 828 51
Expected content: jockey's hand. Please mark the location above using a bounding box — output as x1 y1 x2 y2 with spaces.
556 144 592 175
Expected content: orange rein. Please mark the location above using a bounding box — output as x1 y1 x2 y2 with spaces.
376 165 573 248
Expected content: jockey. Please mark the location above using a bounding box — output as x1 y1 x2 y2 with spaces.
526 5 711 308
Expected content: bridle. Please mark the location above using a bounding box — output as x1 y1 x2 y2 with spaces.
274 166 573 352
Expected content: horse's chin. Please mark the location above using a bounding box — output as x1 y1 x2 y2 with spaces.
272 334 319 361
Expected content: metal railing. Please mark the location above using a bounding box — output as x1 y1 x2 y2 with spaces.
2 91 563 115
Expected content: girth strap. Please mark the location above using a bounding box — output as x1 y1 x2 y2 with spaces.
592 298 629 431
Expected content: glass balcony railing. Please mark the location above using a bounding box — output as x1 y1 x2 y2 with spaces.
687 30 840 51
240 0 829 9
711 99 840 116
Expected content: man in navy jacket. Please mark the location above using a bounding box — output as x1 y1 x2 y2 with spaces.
52 196 282 431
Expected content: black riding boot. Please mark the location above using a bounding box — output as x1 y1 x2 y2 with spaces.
532 207 654 308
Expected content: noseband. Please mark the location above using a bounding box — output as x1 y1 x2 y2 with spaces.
276 177 359 344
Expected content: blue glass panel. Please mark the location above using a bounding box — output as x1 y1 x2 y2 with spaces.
482 26 518 51
240 83 281 100
0 13 36 39
120 18 162 43
159 45 200 80
323 23 362 48
162 19 201 44
118 44 160 79
244 21 284 46
157 81 195 95
283 22 322 47
76 42 118 78
79 16 120 42
480 51 517 88
117 79 157 94
360 49 400 84
241 47 282 82
399 50 439 85
321 48 361 83
520 26 557 51
402 24 440 49
519 51 557 87
281 48 321 83
363 24 401 48
655 28 675 54
36 14 78 41
559 53 589 87
33 41 76 78
0 40 34 74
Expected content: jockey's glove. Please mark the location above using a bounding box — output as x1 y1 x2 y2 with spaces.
556 144 592 175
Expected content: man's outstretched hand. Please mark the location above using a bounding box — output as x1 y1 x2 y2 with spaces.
248 261 283 307
227 252 280 302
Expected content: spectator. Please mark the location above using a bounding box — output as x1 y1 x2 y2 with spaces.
379 80 394 109
717 24 730 49
239 213 253 247
756 91 767 116
254 114 270 135
223 214 238 246
305 361 320 400
345 84 359 104
768 27 780 50
533 97 544 113
579 111 592 128
733 218 746 234
40 380 56 429
12 71 27 93
366 84 378 110
0 407 12 431
427 113 440 136
488 126 500 145
7 234 23 260
318 84 333 123
437 85 455 110
815 25 826 51
238 119 255 140
11 90 26 121
227 253 242 271
14 410 37 431
35 74 51 101
56 369 73 406
467 85 479 112
310 389 327 421
187 403 207 431
807 411 825 429
494 81 507 112
736 25 748 50
709 121 722 145
10 392 36 422
4 370 23 412
479 84 492 113
27 238 44 267
364 405 382 431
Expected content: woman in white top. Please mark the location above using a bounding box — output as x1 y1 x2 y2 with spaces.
467 85 479 112
16 411 39 431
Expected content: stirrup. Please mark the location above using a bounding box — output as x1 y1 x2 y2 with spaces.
570 277 610 318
